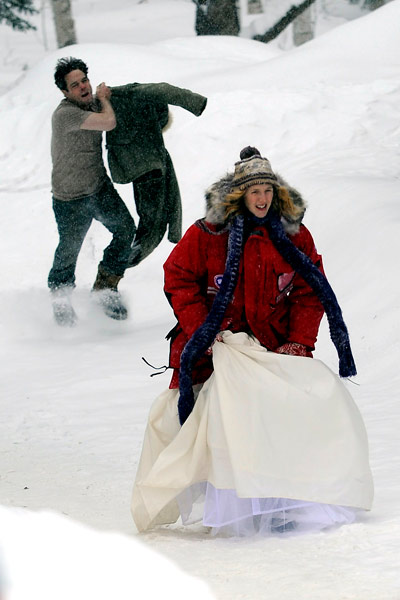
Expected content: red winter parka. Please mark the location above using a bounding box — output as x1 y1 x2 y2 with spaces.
164 212 324 389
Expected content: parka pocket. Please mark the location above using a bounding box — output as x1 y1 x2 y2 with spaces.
275 270 295 303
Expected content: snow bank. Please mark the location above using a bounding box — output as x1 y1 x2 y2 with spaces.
0 505 215 599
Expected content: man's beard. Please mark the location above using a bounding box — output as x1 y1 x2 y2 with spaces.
80 97 101 112
68 96 99 111
75 98 95 111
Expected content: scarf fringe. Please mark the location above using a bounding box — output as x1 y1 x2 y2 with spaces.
338 342 357 378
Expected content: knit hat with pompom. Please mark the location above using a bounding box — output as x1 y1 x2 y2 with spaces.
231 146 278 191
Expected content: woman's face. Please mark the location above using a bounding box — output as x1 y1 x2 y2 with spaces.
244 183 274 218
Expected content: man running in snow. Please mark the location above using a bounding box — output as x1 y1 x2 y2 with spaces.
48 57 135 325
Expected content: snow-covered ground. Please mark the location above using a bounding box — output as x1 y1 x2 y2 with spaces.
1 1 400 598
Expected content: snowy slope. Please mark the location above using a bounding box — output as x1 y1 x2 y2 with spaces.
1 1 400 599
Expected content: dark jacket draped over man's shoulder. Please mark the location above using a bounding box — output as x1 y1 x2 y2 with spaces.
107 82 207 183
106 82 207 265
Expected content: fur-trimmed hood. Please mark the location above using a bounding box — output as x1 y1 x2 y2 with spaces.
204 172 307 235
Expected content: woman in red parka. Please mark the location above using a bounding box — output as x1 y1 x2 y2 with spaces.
130 148 370 537
164 146 326 394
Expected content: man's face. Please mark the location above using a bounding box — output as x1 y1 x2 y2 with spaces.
62 69 93 106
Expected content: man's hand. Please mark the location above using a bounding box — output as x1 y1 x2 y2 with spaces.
81 82 116 131
96 82 111 101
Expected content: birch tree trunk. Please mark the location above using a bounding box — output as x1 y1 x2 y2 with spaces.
50 0 77 48
247 0 263 14
293 6 313 46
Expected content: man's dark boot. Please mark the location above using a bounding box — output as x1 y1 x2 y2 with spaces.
92 266 128 320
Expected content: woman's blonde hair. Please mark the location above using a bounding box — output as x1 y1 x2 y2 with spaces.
223 184 304 223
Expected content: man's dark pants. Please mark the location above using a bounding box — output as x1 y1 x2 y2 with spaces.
48 178 136 290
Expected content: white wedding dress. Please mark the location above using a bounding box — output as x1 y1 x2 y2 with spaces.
132 332 373 536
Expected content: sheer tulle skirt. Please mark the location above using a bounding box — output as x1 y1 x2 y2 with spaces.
177 482 357 536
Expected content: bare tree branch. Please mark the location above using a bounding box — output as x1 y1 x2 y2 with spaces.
253 0 317 44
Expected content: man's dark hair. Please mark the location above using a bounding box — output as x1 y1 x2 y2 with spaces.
54 57 89 91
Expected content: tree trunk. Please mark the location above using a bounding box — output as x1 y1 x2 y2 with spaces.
194 0 240 36
293 5 313 46
253 0 317 44
50 0 77 48
247 0 263 14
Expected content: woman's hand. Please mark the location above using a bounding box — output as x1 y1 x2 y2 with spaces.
275 342 309 357
205 333 224 355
